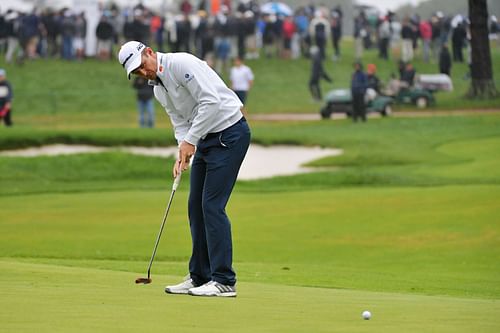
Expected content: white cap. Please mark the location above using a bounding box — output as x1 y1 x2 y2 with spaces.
118 41 146 79
0 69 5 77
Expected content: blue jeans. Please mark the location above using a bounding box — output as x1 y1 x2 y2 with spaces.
61 36 73 60
137 99 154 128
188 117 250 286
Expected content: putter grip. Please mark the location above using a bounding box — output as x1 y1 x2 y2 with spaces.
172 173 182 191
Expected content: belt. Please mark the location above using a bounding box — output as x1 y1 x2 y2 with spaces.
203 117 246 140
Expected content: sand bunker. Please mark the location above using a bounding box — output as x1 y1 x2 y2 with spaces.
0 144 342 180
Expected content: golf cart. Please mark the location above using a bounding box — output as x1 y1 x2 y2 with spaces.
393 74 453 108
320 89 393 119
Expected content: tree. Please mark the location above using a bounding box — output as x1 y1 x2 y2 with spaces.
467 0 498 98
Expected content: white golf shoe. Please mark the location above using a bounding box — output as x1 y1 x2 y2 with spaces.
165 276 196 295
188 280 236 297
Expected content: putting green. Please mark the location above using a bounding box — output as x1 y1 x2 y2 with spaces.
1 260 499 333
1 185 500 298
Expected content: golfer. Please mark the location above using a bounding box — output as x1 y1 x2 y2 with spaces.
118 41 250 297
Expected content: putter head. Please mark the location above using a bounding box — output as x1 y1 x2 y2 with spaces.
135 277 152 284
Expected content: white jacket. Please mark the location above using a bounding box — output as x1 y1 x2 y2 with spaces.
152 52 243 146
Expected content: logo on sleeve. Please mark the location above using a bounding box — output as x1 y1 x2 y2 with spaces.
184 73 194 83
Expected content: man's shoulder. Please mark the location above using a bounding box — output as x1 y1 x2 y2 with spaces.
168 52 200 62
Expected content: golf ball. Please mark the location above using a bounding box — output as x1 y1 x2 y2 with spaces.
362 310 371 320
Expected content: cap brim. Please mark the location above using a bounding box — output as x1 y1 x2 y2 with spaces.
125 55 142 80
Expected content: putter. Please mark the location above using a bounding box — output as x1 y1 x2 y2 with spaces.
135 173 182 284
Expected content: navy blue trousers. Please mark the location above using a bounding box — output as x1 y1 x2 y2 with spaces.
188 117 250 286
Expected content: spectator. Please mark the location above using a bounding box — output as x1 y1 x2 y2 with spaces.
431 15 441 61
401 62 416 87
401 16 414 62
132 76 155 128
351 62 368 122
294 8 309 57
383 73 401 96
37 12 48 57
195 10 212 59
419 19 432 63
272 14 284 58
439 43 452 75
164 13 177 51
243 11 258 59
214 12 231 74
0 12 7 53
378 16 391 60
282 16 295 59
176 14 192 52
235 13 248 59
439 12 451 45
262 14 277 58
19 10 42 60
452 21 466 62
309 45 332 102
330 5 342 61
230 57 254 108
96 15 115 60
60 10 75 60
150 13 164 52
0 69 13 127
366 63 381 94
354 11 367 60
4 11 20 63
73 12 87 60
130 9 150 45
309 11 329 59
410 14 420 51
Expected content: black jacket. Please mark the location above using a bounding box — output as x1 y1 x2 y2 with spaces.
439 47 452 74
133 77 154 101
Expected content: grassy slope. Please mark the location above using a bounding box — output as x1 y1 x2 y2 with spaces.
0 40 499 129
2 115 498 195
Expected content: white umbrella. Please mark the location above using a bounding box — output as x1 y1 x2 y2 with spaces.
260 2 293 17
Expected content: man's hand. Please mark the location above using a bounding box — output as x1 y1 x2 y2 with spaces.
176 141 195 176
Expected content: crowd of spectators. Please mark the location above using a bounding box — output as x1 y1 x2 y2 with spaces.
0 1 498 75
352 9 500 66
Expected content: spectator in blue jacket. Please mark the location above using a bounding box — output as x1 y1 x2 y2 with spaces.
351 62 368 122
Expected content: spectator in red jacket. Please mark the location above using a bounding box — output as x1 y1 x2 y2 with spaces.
419 20 432 63
282 16 296 59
